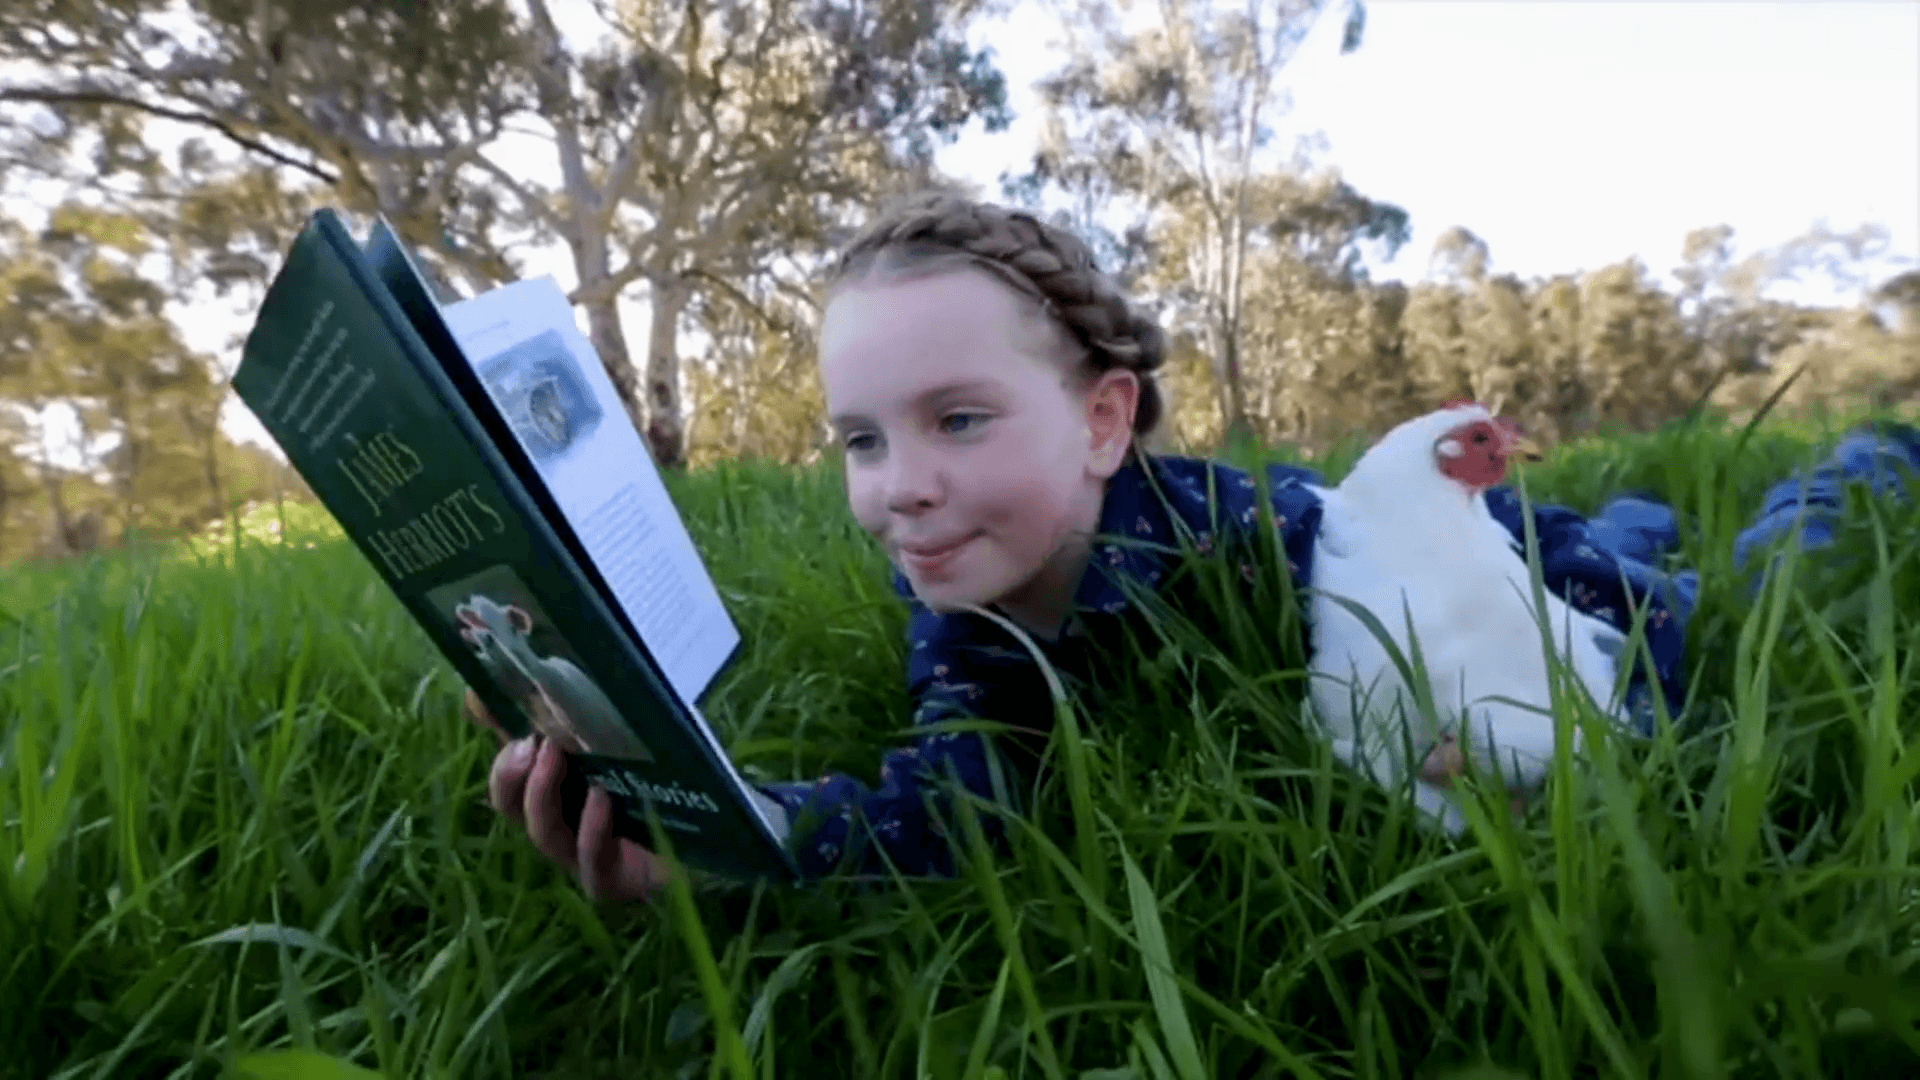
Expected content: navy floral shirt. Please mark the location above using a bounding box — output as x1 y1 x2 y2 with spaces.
1731 422 1920 579
756 451 1706 880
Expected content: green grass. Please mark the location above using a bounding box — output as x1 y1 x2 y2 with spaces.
5 414 1920 1079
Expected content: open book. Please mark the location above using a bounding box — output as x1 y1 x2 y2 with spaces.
232 209 796 883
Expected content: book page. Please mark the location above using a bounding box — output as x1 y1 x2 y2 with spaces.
439 278 740 706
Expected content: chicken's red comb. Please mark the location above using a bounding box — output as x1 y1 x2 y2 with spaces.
1439 397 1477 410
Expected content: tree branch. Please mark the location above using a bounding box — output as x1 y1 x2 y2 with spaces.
594 34 676 235
569 254 651 307
461 148 560 231
684 266 795 332
522 0 605 257
1 84 339 184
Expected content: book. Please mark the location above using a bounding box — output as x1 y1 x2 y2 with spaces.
231 209 797 883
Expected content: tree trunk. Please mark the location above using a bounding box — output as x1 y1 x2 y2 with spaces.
643 274 691 469
580 291 648 442
119 430 142 543
174 396 227 528
41 474 85 557
1204 290 1251 440
1220 277 1250 437
1202 320 1231 430
202 423 225 524
1219 330 1252 444
35 441 74 556
521 0 657 461
1197 206 1251 442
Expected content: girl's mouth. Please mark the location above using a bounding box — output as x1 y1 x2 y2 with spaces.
898 531 982 576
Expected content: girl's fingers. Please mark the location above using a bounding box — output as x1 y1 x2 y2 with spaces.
578 786 632 903
472 691 666 904
577 785 614 901
488 736 537 822
578 787 671 904
522 737 582 870
1419 735 1466 786
622 846 671 903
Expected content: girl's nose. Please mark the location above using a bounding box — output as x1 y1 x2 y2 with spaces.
883 447 945 513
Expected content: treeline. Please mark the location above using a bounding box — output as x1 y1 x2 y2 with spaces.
1145 221 1920 455
683 199 1920 465
0 203 311 565
2 0 1913 564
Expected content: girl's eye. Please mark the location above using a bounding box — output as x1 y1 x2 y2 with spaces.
844 432 880 455
939 412 989 436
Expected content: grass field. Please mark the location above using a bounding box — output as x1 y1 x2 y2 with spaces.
5 414 1920 1079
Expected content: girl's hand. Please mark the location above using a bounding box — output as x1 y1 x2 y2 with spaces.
463 687 675 905
1420 733 1528 821
1418 734 1467 786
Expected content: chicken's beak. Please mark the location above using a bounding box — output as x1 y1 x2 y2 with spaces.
1497 420 1545 462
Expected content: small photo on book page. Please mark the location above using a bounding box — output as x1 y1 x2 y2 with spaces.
439 279 740 707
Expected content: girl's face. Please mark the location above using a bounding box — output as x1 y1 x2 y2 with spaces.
819 268 1137 627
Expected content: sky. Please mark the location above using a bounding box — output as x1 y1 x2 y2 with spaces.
931 0 1920 295
15 0 1920 462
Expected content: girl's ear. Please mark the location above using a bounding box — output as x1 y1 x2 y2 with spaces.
1085 368 1140 479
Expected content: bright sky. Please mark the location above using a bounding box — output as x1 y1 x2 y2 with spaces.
936 0 1920 296
16 0 1920 461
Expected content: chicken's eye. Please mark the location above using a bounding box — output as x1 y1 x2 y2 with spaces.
1471 430 1489 444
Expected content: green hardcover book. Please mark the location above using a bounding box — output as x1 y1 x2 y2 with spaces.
231 209 796 883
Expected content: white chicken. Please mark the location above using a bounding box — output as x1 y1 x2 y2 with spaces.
1304 401 1627 833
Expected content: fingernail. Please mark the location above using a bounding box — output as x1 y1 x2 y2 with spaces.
508 736 535 766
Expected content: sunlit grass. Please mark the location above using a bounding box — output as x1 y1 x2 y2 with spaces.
4 414 1919 1078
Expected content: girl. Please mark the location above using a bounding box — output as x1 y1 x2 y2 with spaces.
462 190 1918 903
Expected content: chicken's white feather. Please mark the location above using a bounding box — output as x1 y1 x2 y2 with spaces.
1304 405 1625 833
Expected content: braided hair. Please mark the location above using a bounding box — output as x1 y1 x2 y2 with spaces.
825 190 1168 437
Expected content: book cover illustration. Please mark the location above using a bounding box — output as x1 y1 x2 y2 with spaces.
427 566 655 763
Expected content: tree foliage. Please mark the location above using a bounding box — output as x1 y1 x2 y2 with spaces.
0 199 296 564
0 0 1911 554
1014 0 1375 438
2 0 1010 468
1154 220 1918 454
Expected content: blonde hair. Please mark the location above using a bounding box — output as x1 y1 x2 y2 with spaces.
825 190 1168 436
